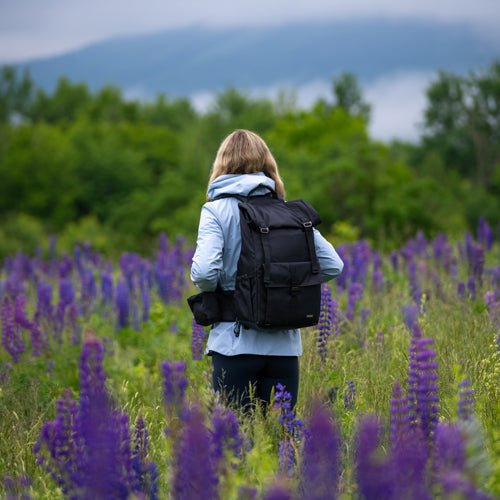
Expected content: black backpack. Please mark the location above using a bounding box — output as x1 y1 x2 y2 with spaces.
188 186 323 332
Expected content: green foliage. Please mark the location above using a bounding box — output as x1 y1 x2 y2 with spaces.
332 71 371 122
0 213 46 259
0 66 34 122
1 63 499 255
422 60 500 190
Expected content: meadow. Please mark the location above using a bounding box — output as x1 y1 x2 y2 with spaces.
0 223 499 499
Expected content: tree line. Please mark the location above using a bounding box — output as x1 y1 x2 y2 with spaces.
0 62 499 257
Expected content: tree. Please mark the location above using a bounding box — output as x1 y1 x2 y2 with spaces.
332 72 371 123
0 66 34 122
31 77 91 123
423 61 500 189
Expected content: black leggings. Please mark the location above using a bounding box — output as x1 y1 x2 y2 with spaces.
211 352 299 410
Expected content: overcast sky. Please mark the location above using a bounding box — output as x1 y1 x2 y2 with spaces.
1 0 500 62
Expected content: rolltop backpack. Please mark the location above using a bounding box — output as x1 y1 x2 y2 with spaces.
188 186 323 332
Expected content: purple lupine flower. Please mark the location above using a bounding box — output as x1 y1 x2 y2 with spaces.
346 282 364 321
372 251 384 292
299 404 340 500
464 233 485 286
79 334 107 422
117 412 136 491
101 269 114 306
29 321 46 356
477 217 494 250
119 253 140 291
317 283 334 359
434 423 466 474
410 337 439 441
400 243 414 264
402 303 419 331
263 481 293 500
360 307 370 324
457 281 465 298
59 278 75 306
344 380 356 410
432 423 493 499
3 271 25 298
1 297 26 362
140 264 150 322
211 406 243 466
484 291 500 329
273 383 304 477
66 303 82 344
13 293 46 356
335 247 349 291
74 245 84 277
407 322 422 419
35 280 53 324
2 474 31 500
33 388 84 496
80 268 97 312
351 241 371 285
56 278 75 335
389 251 399 272
278 438 295 478
155 269 170 304
415 231 428 256
132 416 159 500
457 379 474 421
273 384 303 437
467 276 477 300
355 415 394 499
191 319 206 361
440 472 491 500
162 361 188 411
390 423 430 500
408 261 422 305
390 381 411 452
172 406 218 500
491 267 500 296
131 291 140 331
58 255 73 279
14 294 32 330
115 278 130 329
433 233 447 263
78 334 133 498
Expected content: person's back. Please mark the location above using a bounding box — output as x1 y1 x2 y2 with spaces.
190 129 344 409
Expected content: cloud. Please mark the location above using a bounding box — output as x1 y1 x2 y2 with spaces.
364 71 433 141
189 71 433 142
0 0 499 62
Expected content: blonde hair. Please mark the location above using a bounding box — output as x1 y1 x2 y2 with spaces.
208 129 285 199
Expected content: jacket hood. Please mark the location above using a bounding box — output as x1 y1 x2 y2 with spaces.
207 173 276 200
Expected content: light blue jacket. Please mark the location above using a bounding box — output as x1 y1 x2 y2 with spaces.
190 173 344 356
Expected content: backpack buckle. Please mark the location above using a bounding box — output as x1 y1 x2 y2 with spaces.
303 221 313 228
260 227 269 234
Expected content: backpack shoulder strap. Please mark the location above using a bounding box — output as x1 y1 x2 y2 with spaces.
285 200 321 274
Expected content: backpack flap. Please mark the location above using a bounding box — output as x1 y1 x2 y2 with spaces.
259 261 322 328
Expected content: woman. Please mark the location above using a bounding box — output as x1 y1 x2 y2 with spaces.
190 129 343 409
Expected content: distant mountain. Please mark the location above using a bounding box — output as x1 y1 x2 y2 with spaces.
17 19 500 97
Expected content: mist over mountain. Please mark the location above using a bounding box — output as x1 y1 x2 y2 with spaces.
17 19 499 98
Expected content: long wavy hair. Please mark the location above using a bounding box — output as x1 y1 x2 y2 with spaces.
208 129 285 200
